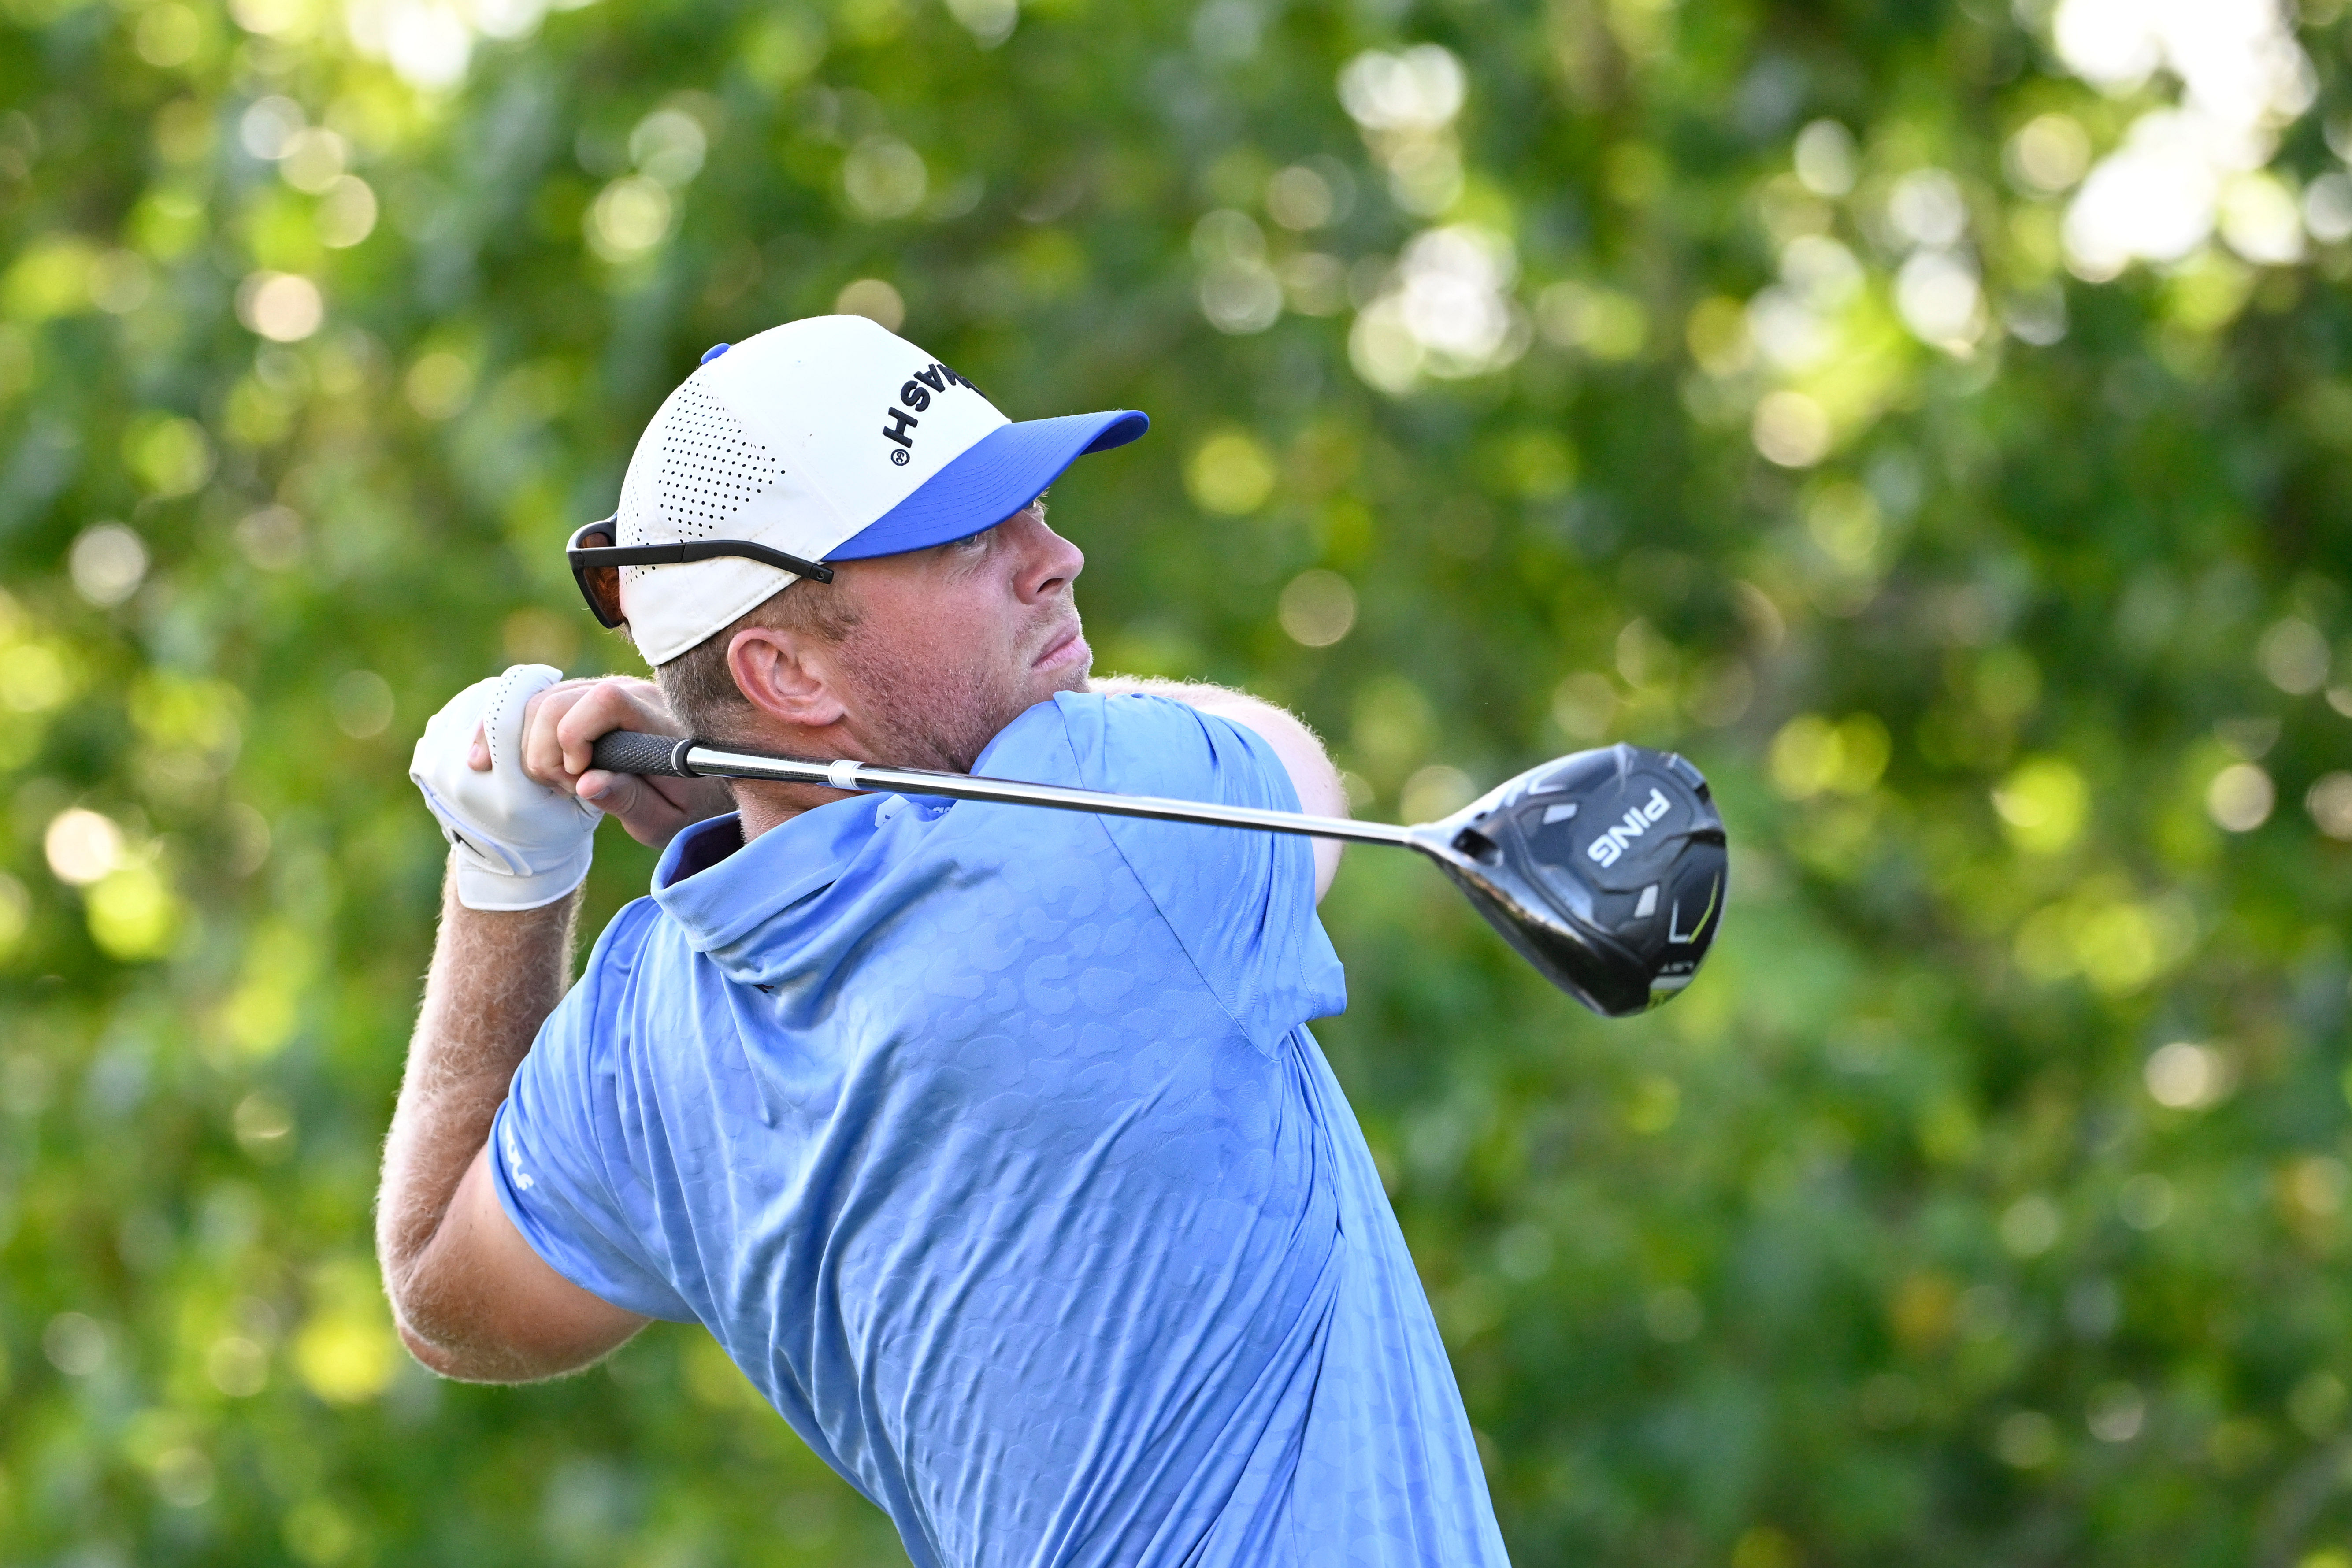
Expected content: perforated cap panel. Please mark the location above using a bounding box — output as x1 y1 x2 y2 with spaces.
616 380 786 591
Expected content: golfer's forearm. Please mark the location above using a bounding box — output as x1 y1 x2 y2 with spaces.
1090 675 1238 706
1093 677 1347 816
1088 676 1313 748
1090 676 1346 897
377 867 578 1332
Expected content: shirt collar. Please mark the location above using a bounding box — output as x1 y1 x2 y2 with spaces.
643 701 1065 981
651 797 882 970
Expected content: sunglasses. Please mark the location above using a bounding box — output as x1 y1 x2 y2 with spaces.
566 519 835 630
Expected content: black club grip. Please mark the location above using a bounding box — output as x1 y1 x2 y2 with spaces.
590 730 695 778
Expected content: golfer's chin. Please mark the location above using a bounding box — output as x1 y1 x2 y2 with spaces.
1031 628 1092 691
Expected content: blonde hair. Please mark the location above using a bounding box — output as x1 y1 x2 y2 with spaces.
649 581 862 743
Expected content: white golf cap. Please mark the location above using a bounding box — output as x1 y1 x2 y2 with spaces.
610 314 1148 665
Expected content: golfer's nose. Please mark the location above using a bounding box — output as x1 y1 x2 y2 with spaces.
1008 508 1083 602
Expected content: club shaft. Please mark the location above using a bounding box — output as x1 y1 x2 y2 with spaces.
679 743 1421 849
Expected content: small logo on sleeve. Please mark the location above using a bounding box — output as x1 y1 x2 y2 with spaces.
882 362 980 466
503 1120 534 1193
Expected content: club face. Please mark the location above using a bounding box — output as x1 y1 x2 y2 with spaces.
1407 743 1728 1016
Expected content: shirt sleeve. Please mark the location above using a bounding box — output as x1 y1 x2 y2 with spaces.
1048 690 1347 1047
490 899 699 1323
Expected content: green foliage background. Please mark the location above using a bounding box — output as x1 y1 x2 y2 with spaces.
6 0 2352 1562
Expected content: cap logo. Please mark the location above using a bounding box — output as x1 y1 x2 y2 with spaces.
883 360 981 467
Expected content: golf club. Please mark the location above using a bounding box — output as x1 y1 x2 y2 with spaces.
589 731 1728 1017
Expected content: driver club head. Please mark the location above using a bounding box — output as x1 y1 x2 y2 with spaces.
1405 743 1728 1016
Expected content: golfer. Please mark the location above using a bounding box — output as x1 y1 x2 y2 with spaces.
383 315 1510 1566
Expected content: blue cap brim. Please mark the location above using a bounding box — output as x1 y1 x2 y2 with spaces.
825 409 1149 561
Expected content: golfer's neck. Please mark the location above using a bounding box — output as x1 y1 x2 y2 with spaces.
734 781 823 842
724 715 873 841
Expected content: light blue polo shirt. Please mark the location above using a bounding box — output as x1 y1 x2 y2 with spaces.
491 691 1510 1567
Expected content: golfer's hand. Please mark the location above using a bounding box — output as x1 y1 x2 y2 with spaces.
413 665 601 911
478 677 731 849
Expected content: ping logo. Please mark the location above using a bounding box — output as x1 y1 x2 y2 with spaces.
1584 787 1673 868
882 362 979 467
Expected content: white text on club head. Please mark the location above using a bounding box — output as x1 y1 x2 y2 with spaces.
1584 787 1672 868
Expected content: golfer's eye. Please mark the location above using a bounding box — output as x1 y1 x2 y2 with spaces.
952 529 991 552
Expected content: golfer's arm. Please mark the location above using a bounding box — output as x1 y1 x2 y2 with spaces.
1091 677 1347 899
375 870 648 1383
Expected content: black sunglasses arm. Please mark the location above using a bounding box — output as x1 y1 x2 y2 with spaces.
566 537 836 585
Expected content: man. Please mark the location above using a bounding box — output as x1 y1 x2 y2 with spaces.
385 315 1510 1566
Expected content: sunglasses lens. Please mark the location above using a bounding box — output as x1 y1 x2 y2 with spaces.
569 525 628 627
583 565 624 626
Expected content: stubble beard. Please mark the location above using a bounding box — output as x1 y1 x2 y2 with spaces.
836 619 1090 774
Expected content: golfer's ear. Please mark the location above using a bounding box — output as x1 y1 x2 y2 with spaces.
727 624 844 729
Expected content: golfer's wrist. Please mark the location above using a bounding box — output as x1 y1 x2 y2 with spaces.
447 841 593 912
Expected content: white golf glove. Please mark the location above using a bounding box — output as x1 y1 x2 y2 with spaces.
410 664 601 911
